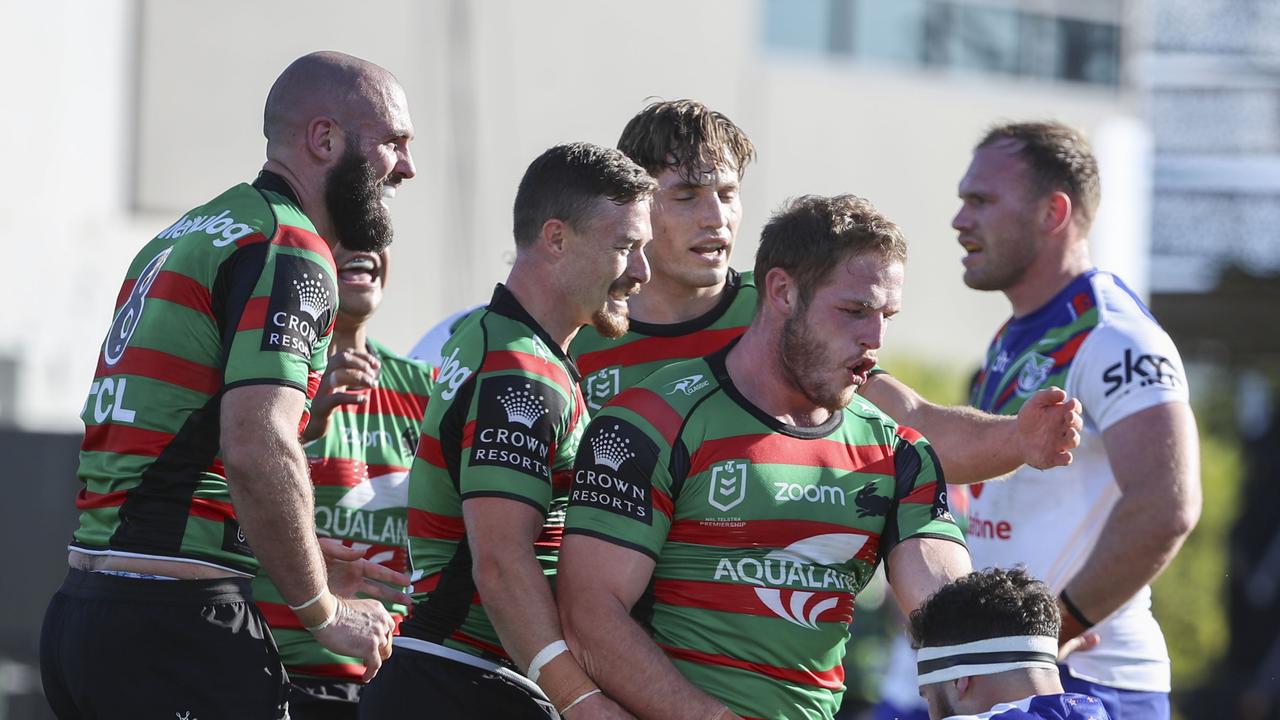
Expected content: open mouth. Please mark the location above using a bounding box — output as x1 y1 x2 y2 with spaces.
959 236 982 259
849 357 876 385
379 185 396 210
338 253 379 287
690 238 729 264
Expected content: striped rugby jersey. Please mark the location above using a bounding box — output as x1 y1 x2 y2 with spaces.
400 285 586 661
565 340 965 720
72 172 337 576
570 269 756 411
254 338 433 683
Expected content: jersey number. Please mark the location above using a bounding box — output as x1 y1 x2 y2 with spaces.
103 247 172 366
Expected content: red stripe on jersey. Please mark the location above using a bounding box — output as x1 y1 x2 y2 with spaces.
653 487 674 519
257 601 303 630
576 327 747 376
274 225 333 260
235 296 271 332
232 231 269 248
207 459 225 477
309 458 407 487
667 520 879 563
190 496 235 522
535 524 563 553
76 488 126 510
895 426 923 444
114 279 136 311
660 643 844 691
81 423 175 456
610 388 684 446
552 469 573 493
96 347 221 396
654 578 854 625
689 434 894 477
415 434 446 467
365 387 429 420
1050 328 1092 365
461 421 476 449
149 270 212 315
482 350 575 399
450 631 510 659
901 482 939 506
306 370 322 400
408 508 466 541
415 574 481 604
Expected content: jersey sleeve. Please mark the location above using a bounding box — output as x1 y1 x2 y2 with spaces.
459 373 566 513
1067 320 1189 432
220 246 338 392
564 408 674 560
881 426 966 562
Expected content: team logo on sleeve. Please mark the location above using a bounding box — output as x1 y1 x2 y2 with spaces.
1015 353 1055 397
570 420 659 523
261 255 336 359
708 459 749 512
471 376 565 480
1102 349 1181 397
585 368 621 410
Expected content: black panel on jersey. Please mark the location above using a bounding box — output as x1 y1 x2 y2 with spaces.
570 419 659 525
469 375 565 484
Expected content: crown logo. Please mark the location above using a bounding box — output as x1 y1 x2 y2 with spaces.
498 383 549 428
590 424 634 471
292 273 330 321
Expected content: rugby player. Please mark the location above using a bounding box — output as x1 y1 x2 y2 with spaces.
41 51 416 719
359 142 655 719
559 194 972 720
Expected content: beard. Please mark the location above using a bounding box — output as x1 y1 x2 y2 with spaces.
324 144 394 253
779 304 857 412
590 277 640 339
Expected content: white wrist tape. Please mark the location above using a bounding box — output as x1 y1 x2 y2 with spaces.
527 640 569 684
560 688 601 714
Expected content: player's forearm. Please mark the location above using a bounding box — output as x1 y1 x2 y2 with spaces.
860 375 1019 484
561 592 732 720
223 424 328 604
471 546 567 672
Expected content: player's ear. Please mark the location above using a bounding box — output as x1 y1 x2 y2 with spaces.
1043 191 1072 236
954 675 972 700
540 218 568 257
306 116 342 162
765 268 799 317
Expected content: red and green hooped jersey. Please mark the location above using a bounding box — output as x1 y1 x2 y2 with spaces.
569 269 757 411
564 341 964 720
72 172 337 576
400 285 586 662
253 338 433 682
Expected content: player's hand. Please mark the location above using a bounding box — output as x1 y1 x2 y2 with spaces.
311 596 396 682
319 537 413 606
1015 387 1083 470
302 349 382 442
559 692 637 719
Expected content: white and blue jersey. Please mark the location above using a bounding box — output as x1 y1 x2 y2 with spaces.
965 270 1189 692
945 693 1111 720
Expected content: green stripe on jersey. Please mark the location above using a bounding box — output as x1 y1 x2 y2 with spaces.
565 343 964 720
71 176 338 576
401 285 585 661
254 338 434 682
570 269 756 411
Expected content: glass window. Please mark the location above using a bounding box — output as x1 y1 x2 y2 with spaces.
764 0 832 54
1059 18 1120 85
852 0 928 66
942 3 1022 77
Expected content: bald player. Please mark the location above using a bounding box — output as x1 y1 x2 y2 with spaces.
40 52 416 719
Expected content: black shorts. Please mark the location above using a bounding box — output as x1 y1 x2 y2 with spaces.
40 568 289 720
358 645 555 720
288 677 360 720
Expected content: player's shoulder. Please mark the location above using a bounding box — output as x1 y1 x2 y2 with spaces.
601 356 719 424
151 183 277 258
1083 272 1167 334
842 392 906 442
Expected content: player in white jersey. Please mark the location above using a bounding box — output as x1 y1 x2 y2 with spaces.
950 122 1201 718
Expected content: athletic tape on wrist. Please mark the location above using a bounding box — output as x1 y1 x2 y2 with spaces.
1059 590 1095 629
289 589 327 612
916 635 1058 687
527 640 568 684
559 688 602 714
304 600 338 633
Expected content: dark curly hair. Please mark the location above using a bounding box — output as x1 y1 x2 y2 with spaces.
908 566 1060 649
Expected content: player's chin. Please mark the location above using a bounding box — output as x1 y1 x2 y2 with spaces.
591 305 630 339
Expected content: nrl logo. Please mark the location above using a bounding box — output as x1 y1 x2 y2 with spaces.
664 374 710 396
585 368 621 410
1015 352 1055 398
708 459 749 512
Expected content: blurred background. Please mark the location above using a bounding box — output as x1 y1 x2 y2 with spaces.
0 0 1276 718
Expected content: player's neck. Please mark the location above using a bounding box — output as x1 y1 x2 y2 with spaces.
330 320 369 355
970 669 1065 714
628 274 727 325
260 159 329 239
725 325 834 428
503 267 579 351
1004 238 1092 318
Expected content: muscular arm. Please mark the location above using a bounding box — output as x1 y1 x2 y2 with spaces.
860 374 1081 484
1057 402 1201 641
558 535 738 720
222 384 394 680
886 536 973 615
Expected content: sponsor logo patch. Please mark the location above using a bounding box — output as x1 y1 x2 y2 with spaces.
261 255 336 359
664 374 710 396
470 376 563 480
570 420 659 523
708 459 749 512
713 533 866 630
1102 348 1181 397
